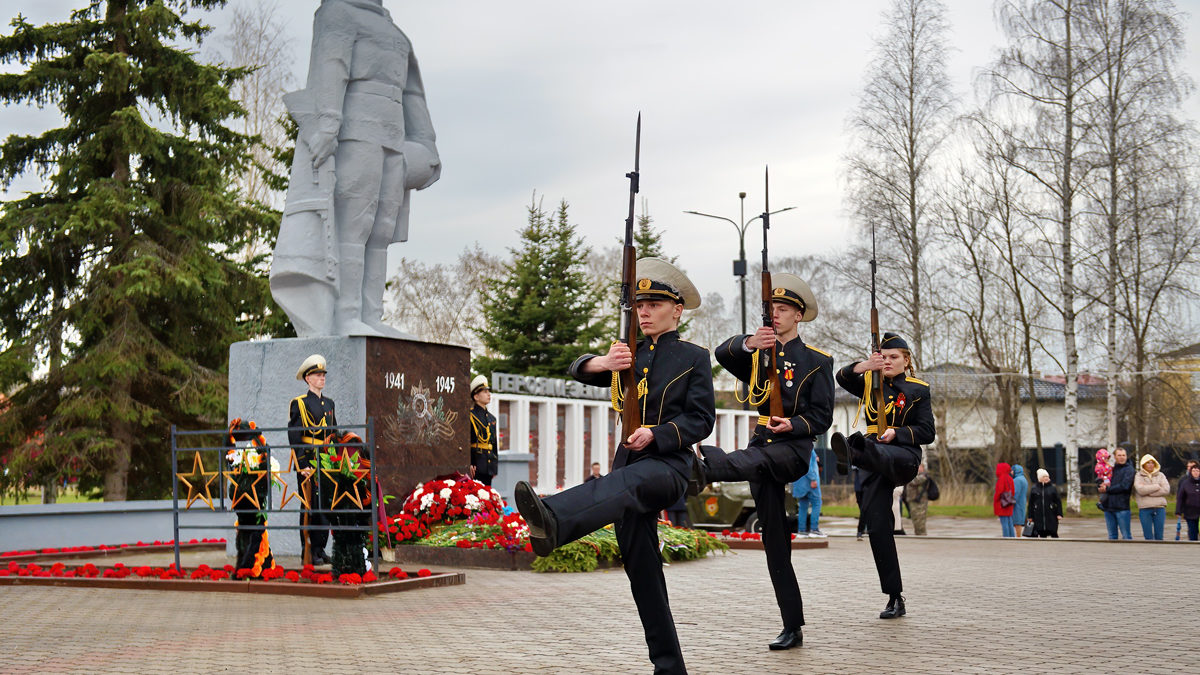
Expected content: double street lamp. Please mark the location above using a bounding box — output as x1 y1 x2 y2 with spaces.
684 194 795 410
683 194 796 337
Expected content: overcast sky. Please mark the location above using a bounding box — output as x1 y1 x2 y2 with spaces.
4 0 1200 322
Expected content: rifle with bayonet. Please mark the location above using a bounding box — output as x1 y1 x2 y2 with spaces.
869 221 888 437
616 114 643 437
759 167 785 421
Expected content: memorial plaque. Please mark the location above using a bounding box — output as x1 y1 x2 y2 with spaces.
364 337 470 514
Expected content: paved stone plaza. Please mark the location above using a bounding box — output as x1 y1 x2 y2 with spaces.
2 526 1193 674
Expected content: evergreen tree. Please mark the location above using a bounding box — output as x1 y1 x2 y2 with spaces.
633 199 674 262
0 1 280 499
475 197 604 377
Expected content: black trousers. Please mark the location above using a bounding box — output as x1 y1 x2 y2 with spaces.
544 455 688 675
475 471 494 487
297 471 330 556
702 437 811 630
853 440 920 596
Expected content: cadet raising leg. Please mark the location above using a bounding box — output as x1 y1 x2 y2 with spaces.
514 258 715 675
830 333 935 619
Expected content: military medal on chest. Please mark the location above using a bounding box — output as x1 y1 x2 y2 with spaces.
781 360 795 388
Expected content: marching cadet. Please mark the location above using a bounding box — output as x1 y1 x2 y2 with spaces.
515 258 715 675
830 332 935 619
698 274 833 651
468 375 499 486
289 354 337 566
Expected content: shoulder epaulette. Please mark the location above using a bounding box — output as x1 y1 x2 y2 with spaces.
906 376 930 387
806 344 831 358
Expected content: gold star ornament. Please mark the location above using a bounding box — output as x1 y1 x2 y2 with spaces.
176 452 218 510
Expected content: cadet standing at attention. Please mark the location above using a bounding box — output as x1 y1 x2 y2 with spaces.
468 375 499 486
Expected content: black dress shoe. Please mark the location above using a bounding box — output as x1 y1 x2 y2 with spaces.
514 481 558 557
687 453 707 497
768 628 803 650
311 551 331 566
830 433 849 474
879 595 906 619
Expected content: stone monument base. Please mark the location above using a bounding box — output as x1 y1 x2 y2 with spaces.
228 336 470 555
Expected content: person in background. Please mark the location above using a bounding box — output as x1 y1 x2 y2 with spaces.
1133 454 1170 540
585 462 603 482
1175 463 1200 542
994 462 1016 538
1100 447 1134 540
904 464 930 536
1011 464 1029 537
468 375 498 486
1026 469 1062 538
792 448 824 538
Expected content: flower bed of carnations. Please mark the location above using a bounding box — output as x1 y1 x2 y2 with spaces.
380 475 730 573
0 559 465 598
714 530 829 551
0 538 227 562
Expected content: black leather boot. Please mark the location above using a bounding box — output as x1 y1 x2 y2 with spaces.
514 481 558 557
768 628 803 650
830 432 849 474
879 595 906 619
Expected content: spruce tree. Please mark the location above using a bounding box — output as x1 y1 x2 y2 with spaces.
0 1 279 499
475 197 604 377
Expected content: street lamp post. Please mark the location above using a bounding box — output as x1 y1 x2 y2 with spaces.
684 196 796 410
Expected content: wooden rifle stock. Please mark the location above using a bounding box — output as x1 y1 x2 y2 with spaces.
620 244 641 434
870 306 888 436
762 270 784 420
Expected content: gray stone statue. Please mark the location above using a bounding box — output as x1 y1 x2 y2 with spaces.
271 0 441 338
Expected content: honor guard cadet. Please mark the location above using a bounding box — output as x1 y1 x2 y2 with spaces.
699 273 833 650
514 258 715 675
289 354 337 566
831 332 935 619
468 375 499 486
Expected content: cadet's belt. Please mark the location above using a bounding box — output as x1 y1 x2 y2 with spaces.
300 435 331 447
470 443 494 451
346 80 404 103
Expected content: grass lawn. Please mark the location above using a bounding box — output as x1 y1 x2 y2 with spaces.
0 487 102 506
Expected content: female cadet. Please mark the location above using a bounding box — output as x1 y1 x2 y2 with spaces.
830 332 935 620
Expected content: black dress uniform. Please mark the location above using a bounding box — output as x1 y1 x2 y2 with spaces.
704 334 833 635
834 358 935 602
547 330 715 675
469 404 499 486
289 390 337 560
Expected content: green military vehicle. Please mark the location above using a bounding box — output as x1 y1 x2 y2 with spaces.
685 481 799 533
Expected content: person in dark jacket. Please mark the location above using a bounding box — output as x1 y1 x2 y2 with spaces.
289 354 337 565
830 332 935 620
1175 464 1200 542
514 258 715 675
1100 447 1135 540
468 375 499 486
1026 468 1062 538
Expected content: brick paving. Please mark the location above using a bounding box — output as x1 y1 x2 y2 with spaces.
2 525 1193 674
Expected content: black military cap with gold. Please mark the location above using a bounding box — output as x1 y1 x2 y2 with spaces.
880 332 909 350
635 257 701 309
769 273 818 322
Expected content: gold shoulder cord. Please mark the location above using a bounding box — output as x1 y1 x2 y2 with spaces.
470 413 491 444
609 342 648 413
734 349 772 407
853 370 893 432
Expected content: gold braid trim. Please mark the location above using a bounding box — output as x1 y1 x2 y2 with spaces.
734 349 772 406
